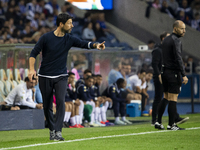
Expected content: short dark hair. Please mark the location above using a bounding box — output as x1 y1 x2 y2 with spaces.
146 68 153 74
148 40 155 44
24 76 36 82
92 74 96 77
116 78 125 85
138 68 146 74
84 69 92 75
96 74 102 78
85 76 93 80
160 31 170 41
56 13 73 27
68 72 75 76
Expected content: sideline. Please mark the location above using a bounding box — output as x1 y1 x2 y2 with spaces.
1 127 200 150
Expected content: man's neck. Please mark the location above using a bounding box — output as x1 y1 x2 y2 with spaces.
54 28 65 37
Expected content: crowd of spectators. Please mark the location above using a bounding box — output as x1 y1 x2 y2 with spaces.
0 0 132 49
146 0 200 32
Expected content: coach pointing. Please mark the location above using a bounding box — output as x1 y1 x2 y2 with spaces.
28 13 105 141
155 20 188 130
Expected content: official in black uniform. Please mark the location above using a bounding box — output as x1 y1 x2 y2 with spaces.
155 20 188 130
151 32 189 126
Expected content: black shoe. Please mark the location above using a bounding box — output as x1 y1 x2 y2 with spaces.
49 130 55 140
54 131 65 141
167 124 185 130
155 122 165 130
63 122 69 128
175 117 189 125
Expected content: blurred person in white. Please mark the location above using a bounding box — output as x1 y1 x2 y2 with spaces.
82 22 96 42
1 76 43 110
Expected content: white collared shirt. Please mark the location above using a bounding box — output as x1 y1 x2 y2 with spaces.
4 83 36 108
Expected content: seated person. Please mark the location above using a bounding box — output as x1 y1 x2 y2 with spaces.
129 69 147 112
95 74 114 126
63 72 84 128
102 78 132 125
77 76 99 127
89 74 105 127
1 77 43 110
75 69 92 89
141 69 153 113
32 75 43 104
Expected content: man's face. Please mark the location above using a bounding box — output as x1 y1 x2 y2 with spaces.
85 78 93 87
146 73 153 82
127 65 131 75
175 22 186 37
61 19 74 34
68 75 75 84
26 80 36 89
139 72 146 80
93 77 97 85
96 77 102 86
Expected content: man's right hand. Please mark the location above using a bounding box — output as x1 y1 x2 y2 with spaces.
158 74 162 84
28 70 36 82
182 76 188 85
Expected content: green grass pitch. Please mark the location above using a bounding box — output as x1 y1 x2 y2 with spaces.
0 114 200 150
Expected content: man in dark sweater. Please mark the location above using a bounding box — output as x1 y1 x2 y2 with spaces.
155 20 188 130
28 13 105 141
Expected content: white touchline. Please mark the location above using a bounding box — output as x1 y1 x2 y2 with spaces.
0 127 200 150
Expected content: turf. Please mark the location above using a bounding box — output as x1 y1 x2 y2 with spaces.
0 114 200 150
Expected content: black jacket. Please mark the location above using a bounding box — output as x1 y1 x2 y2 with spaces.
151 44 162 77
161 33 185 77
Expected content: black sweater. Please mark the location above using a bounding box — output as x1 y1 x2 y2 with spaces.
30 31 95 76
151 44 162 77
161 33 185 77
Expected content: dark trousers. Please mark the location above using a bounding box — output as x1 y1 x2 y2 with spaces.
39 76 68 132
152 76 163 122
113 100 126 117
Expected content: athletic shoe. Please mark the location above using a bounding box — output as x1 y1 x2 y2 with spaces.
95 121 106 127
175 117 189 125
114 120 127 125
155 122 165 130
54 131 65 141
100 121 106 124
151 121 156 126
50 130 55 140
89 123 101 127
78 124 84 128
63 122 69 128
105 122 115 126
83 122 90 128
69 124 80 128
167 124 185 130
122 119 132 125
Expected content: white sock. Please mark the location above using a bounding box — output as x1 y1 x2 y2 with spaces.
95 107 100 122
79 100 84 124
64 112 71 122
70 116 76 126
121 116 126 121
104 101 109 111
115 117 119 122
98 113 102 122
90 112 94 124
75 115 80 124
101 106 107 122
